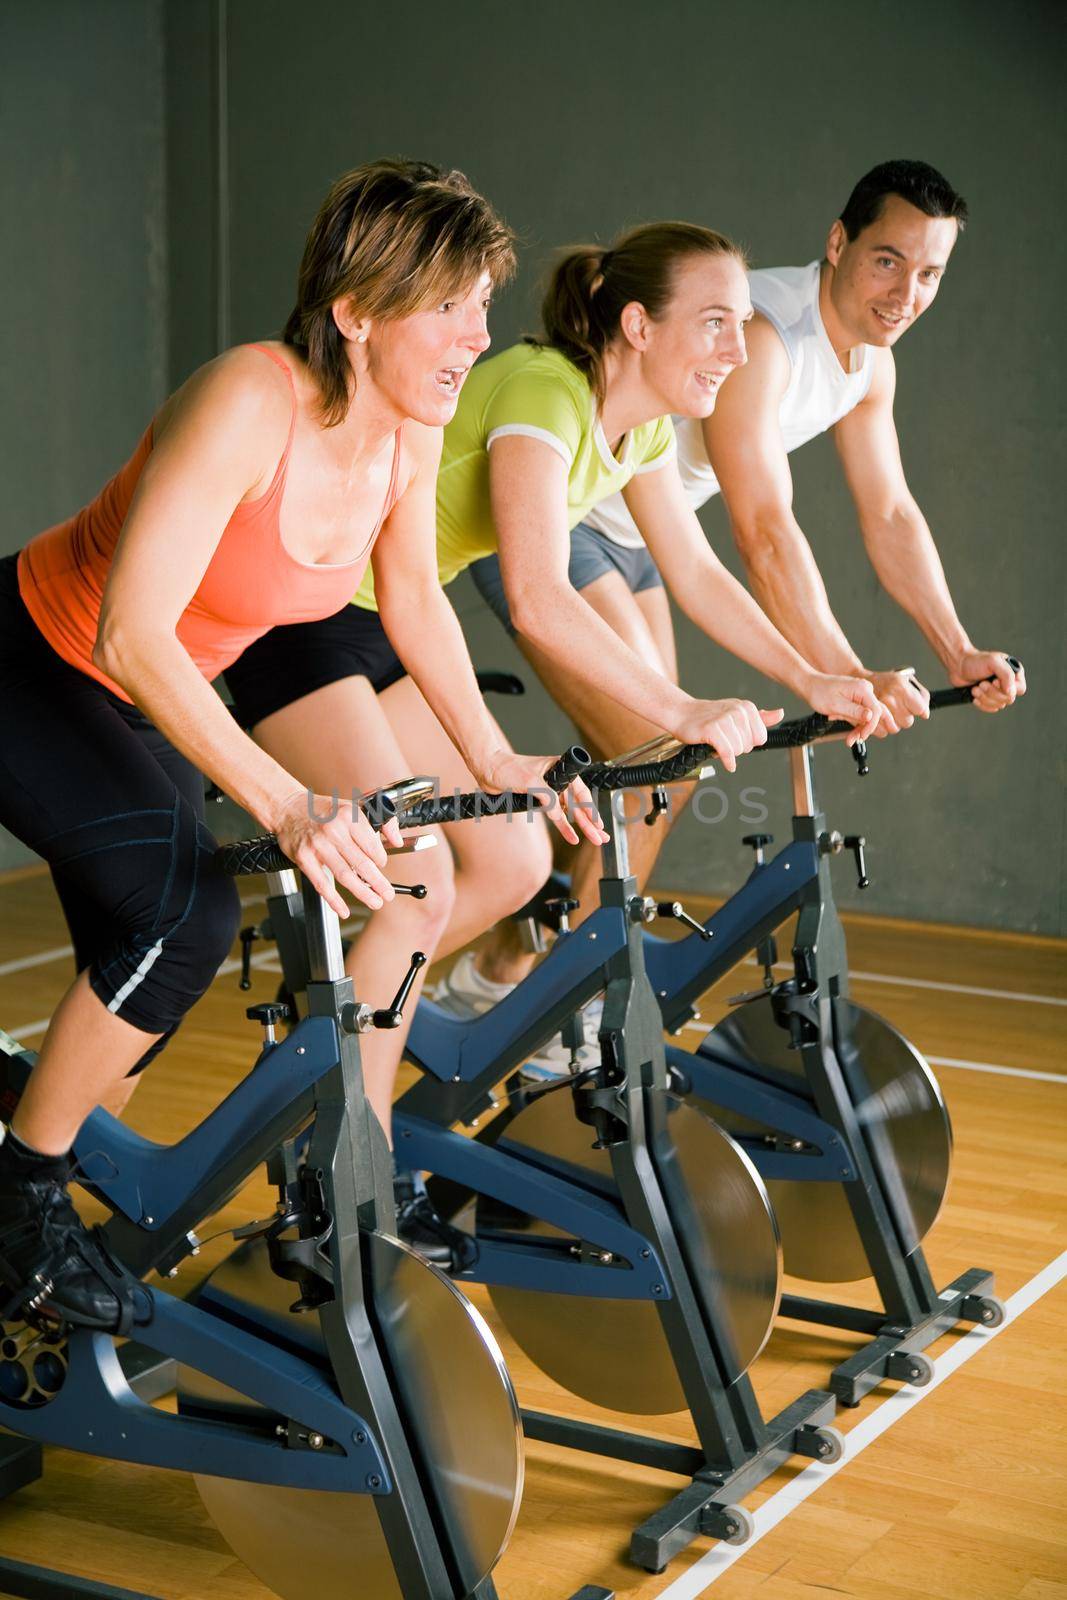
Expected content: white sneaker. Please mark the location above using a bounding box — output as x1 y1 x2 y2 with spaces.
434 953 605 1083
518 996 605 1083
432 950 515 1019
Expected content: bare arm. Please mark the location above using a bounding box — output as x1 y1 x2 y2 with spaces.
621 458 879 739
95 351 314 826
491 435 785 770
834 351 1023 711
92 350 396 914
372 426 604 845
705 318 923 731
705 316 870 673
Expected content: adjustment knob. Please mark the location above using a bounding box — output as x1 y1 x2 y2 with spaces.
742 833 774 866
844 834 870 890
246 1002 291 1026
644 786 671 826
246 1001 291 1045
545 896 580 934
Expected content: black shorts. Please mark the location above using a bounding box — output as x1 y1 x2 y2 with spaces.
224 602 406 729
0 554 239 1067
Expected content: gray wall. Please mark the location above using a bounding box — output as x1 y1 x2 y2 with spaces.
0 0 167 868
3 0 1064 932
183 0 1066 933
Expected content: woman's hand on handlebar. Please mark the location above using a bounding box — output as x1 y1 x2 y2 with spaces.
271 791 403 918
865 668 931 737
950 650 1026 713
479 751 609 847
803 672 883 745
673 700 785 773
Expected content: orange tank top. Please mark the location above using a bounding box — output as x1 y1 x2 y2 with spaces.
18 345 403 703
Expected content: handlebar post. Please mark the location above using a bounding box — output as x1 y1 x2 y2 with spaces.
790 745 816 818
300 874 346 984
599 790 632 879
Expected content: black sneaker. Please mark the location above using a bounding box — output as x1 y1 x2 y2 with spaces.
0 1146 153 1336
393 1170 477 1274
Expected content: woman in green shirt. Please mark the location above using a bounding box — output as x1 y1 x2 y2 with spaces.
227 218 879 1170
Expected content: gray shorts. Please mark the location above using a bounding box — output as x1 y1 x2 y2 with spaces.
469 520 664 636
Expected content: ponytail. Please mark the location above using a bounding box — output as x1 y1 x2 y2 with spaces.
535 222 745 405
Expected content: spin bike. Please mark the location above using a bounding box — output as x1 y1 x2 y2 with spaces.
0 772 613 1600
480 668 1015 1405
258 744 845 1575
617 672 1014 1403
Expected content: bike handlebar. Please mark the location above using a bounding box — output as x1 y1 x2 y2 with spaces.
215 748 589 877
216 656 1021 873
581 657 1023 790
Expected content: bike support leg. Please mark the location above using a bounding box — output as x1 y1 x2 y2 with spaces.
774 782 998 1402
549 816 839 1573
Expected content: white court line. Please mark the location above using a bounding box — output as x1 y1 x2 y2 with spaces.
2 920 1062 1009
653 1248 1067 1599
8 1019 50 1042
4 921 369 1043
848 966 1067 1009
0 897 265 981
0 944 74 978
929 1055 1067 1084
746 955 1066 1009
677 1020 1064 1085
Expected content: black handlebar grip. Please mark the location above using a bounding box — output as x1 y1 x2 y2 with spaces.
929 655 1023 712
216 835 293 877
761 713 840 750
584 744 713 790
543 745 591 793
400 791 543 827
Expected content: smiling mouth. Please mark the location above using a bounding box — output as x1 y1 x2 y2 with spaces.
434 366 468 394
695 369 726 391
873 309 908 330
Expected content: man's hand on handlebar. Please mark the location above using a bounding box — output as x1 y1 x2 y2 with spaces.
672 700 785 774
803 672 882 746
271 791 403 919
477 751 609 847
950 650 1026 714
864 668 931 736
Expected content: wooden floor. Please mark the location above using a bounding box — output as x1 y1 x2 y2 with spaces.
0 866 1064 1600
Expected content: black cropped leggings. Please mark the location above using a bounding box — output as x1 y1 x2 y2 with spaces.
0 555 240 1072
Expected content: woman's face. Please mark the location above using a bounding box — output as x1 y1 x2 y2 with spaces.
360 271 494 426
633 253 752 418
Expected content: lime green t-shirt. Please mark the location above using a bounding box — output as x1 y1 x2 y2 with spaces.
354 343 676 610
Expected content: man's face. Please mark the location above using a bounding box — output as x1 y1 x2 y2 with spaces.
825 194 959 348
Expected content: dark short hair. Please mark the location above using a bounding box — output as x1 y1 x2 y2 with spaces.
839 160 968 241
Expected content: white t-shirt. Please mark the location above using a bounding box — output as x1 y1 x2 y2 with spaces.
584 260 875 549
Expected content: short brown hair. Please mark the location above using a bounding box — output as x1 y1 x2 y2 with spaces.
285 159 516 425
534 222 747 406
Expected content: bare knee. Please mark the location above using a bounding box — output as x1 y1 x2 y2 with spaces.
489 817 553 919
393 830 457 949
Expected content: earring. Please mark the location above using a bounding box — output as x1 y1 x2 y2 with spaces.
356 334 367 344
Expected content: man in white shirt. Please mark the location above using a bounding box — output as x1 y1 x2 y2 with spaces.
588 158 1024 730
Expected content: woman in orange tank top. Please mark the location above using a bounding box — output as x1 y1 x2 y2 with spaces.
0 160 598 1335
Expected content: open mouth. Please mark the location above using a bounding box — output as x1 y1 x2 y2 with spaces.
434 366 468 394
872 309 908 331
695 369 726 392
